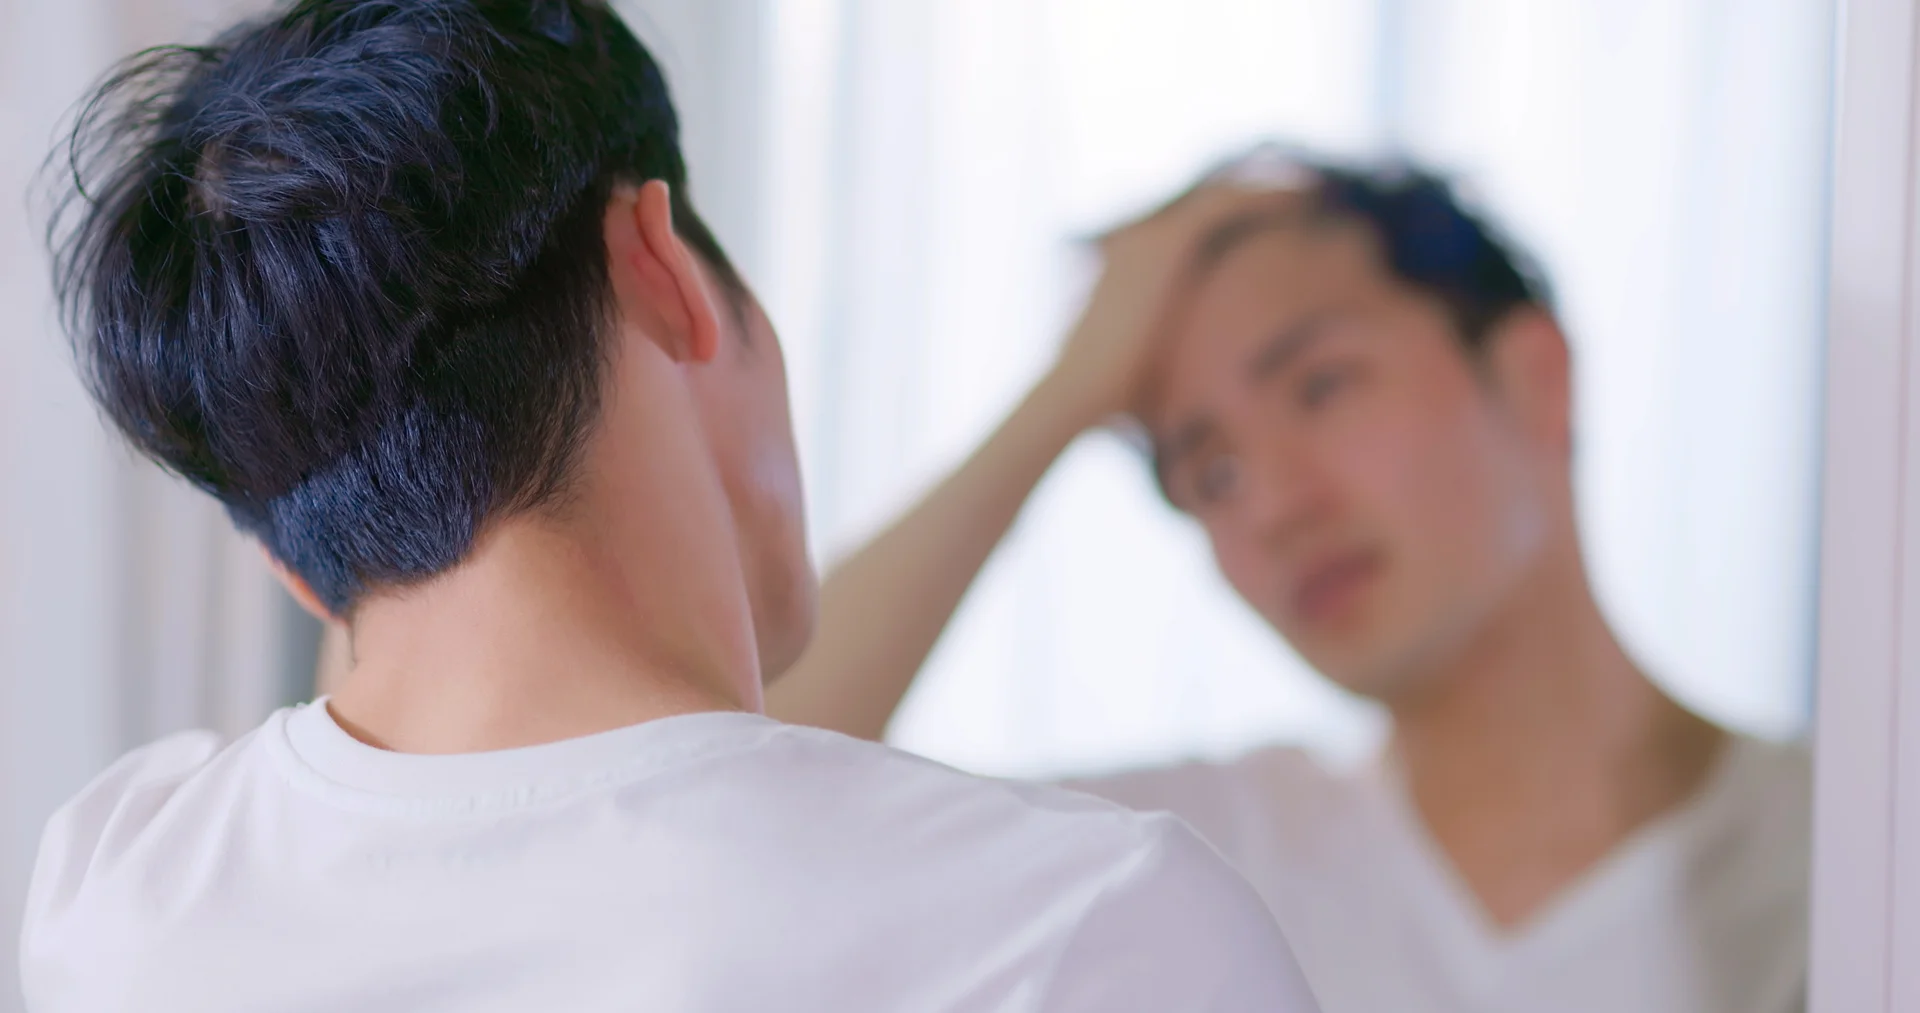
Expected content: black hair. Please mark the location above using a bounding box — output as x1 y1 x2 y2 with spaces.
51 0 741 614
1188 149 1551 349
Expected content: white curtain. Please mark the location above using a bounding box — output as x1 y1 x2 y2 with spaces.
762 0 1833 779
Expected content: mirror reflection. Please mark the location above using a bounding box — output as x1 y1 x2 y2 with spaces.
763 4 1828 1011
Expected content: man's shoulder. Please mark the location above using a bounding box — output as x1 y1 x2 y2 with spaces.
1730 732 1812 785
750 722 1176 853
755 727 1317 1010
1062 740 1339 799
1705 732 1814 867
30 727 234 878
1035 813 1319 1011
1056 741 1366 851
731 725 1281 923
21 725 250 990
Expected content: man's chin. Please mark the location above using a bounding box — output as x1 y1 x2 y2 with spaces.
1314 665 1404 703
1290 631 1427 703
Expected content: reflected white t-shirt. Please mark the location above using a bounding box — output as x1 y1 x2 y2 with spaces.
1069 735 1809 1013
22 702 1318 1013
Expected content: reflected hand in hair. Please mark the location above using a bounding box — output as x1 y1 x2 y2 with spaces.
1048 178 1299 433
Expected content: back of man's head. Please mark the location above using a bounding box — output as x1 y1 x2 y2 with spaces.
53 0 738 616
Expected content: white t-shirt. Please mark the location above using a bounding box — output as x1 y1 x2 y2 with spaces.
1069 735 1809 1013
21 702 1319 1013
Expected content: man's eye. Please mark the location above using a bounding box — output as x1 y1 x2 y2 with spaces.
1300 366 1353 409
1193 454 1239 505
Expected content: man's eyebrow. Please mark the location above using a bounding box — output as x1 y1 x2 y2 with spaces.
1246 313 1337 380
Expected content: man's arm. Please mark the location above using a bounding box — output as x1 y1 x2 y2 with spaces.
765 184 1291 740
764 374 1096 739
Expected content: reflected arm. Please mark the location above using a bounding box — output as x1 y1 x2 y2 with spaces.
765 377 1093 740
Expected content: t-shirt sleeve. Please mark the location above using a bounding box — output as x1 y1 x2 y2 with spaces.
21 730 224 1007
1034 816 1321 1013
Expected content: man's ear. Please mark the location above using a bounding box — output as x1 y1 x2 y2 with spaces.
258 545 335 623
1485 307 1573 457
260 547 355 696
604 179 722 365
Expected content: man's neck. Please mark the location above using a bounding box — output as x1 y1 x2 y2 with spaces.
328 512 762 756
1387 542 1726 929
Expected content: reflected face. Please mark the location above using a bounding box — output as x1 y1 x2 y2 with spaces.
688 282 818 680
1147 221 1554 702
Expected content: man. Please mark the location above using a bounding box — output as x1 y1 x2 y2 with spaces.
768 154 1811 1012
20 4 1318 1010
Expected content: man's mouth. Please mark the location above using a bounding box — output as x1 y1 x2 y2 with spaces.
1290 549 1384 624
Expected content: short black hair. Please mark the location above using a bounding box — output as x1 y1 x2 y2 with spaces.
52 0 740 614
1187 147 1550 348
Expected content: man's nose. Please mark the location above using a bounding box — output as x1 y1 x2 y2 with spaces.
1238 438 1328 551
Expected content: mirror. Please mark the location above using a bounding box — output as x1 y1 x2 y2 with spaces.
757 3 1832 1011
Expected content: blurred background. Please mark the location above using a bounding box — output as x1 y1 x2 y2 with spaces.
0 0 1833 1005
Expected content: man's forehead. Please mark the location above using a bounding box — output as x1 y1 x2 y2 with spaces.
1156 234 1338 377
1154 277 1384 437
1194 215 1379 299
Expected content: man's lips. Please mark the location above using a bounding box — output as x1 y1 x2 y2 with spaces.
1289 550 1384 623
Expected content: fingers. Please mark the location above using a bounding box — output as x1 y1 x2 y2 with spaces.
1101 187 1303 270
1087 178 1286 246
